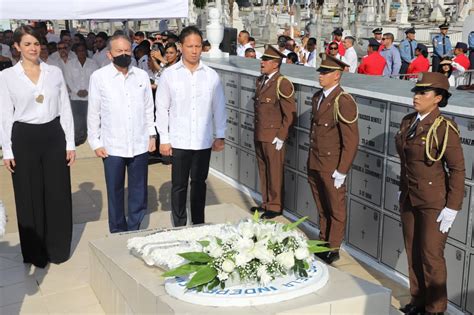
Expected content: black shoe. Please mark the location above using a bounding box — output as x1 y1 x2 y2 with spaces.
399 303 425 315
317 251 340 264
250 206 265 213
261 210 282 219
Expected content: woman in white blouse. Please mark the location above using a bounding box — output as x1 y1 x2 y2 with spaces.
0 26 75 268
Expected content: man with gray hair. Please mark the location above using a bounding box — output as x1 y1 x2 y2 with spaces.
87 34 156 233
380 32 401 77
342 36 357 73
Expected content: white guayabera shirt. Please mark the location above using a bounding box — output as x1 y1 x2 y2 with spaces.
155 60 226 150
87 63 155 158
0 62 75 160
64 57 99 101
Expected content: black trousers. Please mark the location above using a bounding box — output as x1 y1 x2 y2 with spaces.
11 117 72 268
400 61 410 78
432 55 441 73
171 148 211 226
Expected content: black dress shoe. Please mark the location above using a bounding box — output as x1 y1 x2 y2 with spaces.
321 251 340 264
399 303 425 315
250 206 265 213
261 210 282 219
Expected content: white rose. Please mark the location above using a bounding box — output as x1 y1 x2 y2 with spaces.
235 236 254 252
208 242 224 258
295 247 309 260
240 222 255 239
222 259 235 273
235 252 252 267
276 251 295 269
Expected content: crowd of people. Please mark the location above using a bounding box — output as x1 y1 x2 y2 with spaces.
0 20 470 315
237 23 474 87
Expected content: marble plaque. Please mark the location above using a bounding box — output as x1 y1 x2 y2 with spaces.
240 75 256 113
350 150 384 207
388 103 412 157
355 96 387 153
240 112 255 151
298 86 318 130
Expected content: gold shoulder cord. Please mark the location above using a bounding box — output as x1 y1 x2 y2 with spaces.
333 92 358 124
425 116 460 162
276 76 295 100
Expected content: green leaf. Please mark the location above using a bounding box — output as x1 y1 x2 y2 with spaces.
162 263 205 277
207 278 220 290
307 240 329 246
253 210 261 222
220 281 225 289
303 261 309 269
283 216 308 231
186 266 218 289
215 237 223 246
178 252 212 263
198 240 210 247
308 245 333 254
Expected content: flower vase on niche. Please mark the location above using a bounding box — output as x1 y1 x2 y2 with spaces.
204 7 229 59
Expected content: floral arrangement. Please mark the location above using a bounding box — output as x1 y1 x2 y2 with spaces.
162 212 331 291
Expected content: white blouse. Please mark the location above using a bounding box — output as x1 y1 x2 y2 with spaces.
0 61 75 160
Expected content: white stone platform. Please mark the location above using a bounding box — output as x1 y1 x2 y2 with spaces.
89 204 392 314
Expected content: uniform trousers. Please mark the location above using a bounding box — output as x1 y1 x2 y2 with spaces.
171 148 211 227
400 61 410 78
103 152 148 233
401 198 448 313
70 100 88 146
308 169 347 248
11 117 72 268
432 55 441 73
254 141 285 212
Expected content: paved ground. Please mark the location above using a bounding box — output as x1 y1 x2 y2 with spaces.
0 145 409 314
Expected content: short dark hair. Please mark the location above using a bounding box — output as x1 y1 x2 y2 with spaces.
134 31 145 37
179 26 202 44
202 40 211 48
107 34 131 50
96 32 109 41
4 30 13 35
13 25 42 44
72 43 87 52
240 30 250 36
344 36 355 45
308 37 317 45
60 30 71 39
287 52 299 64
249 36 255 42
165 42 179 52
244 47 255 54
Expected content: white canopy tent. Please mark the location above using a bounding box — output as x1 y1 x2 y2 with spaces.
0 0 188 20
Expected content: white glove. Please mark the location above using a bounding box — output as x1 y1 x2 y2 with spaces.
436 207 458 233
272 137 284 151
332 170 346 189
397 191 401 201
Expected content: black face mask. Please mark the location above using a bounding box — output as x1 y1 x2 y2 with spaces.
113 54 132 68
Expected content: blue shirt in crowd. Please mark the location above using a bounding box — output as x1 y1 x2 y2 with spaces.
432 34 453 58
380 45 402 77
399 38 417 63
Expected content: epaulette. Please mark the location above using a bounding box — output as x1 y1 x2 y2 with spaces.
276 76 295 100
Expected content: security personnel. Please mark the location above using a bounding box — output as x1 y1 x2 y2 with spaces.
432 20 452 72
372 27 384 51
358 38 386 75
399 27 418 77
308 53 359 264
396 72 465 315
250 45 296 219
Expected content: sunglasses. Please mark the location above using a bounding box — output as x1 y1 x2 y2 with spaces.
381 38 387 40
329 47 338 50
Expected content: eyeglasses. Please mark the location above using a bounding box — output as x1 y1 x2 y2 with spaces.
329 47 338 50
381 38 387 40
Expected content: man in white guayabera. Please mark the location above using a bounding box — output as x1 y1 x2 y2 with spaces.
156 26 226 227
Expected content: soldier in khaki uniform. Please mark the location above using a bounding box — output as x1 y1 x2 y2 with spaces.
396 72 465 315
308 54 359 264
250 45 296 219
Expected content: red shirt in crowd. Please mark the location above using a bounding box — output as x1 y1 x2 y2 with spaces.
357 52 386 75
407 55 430 78
453 54 470 70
